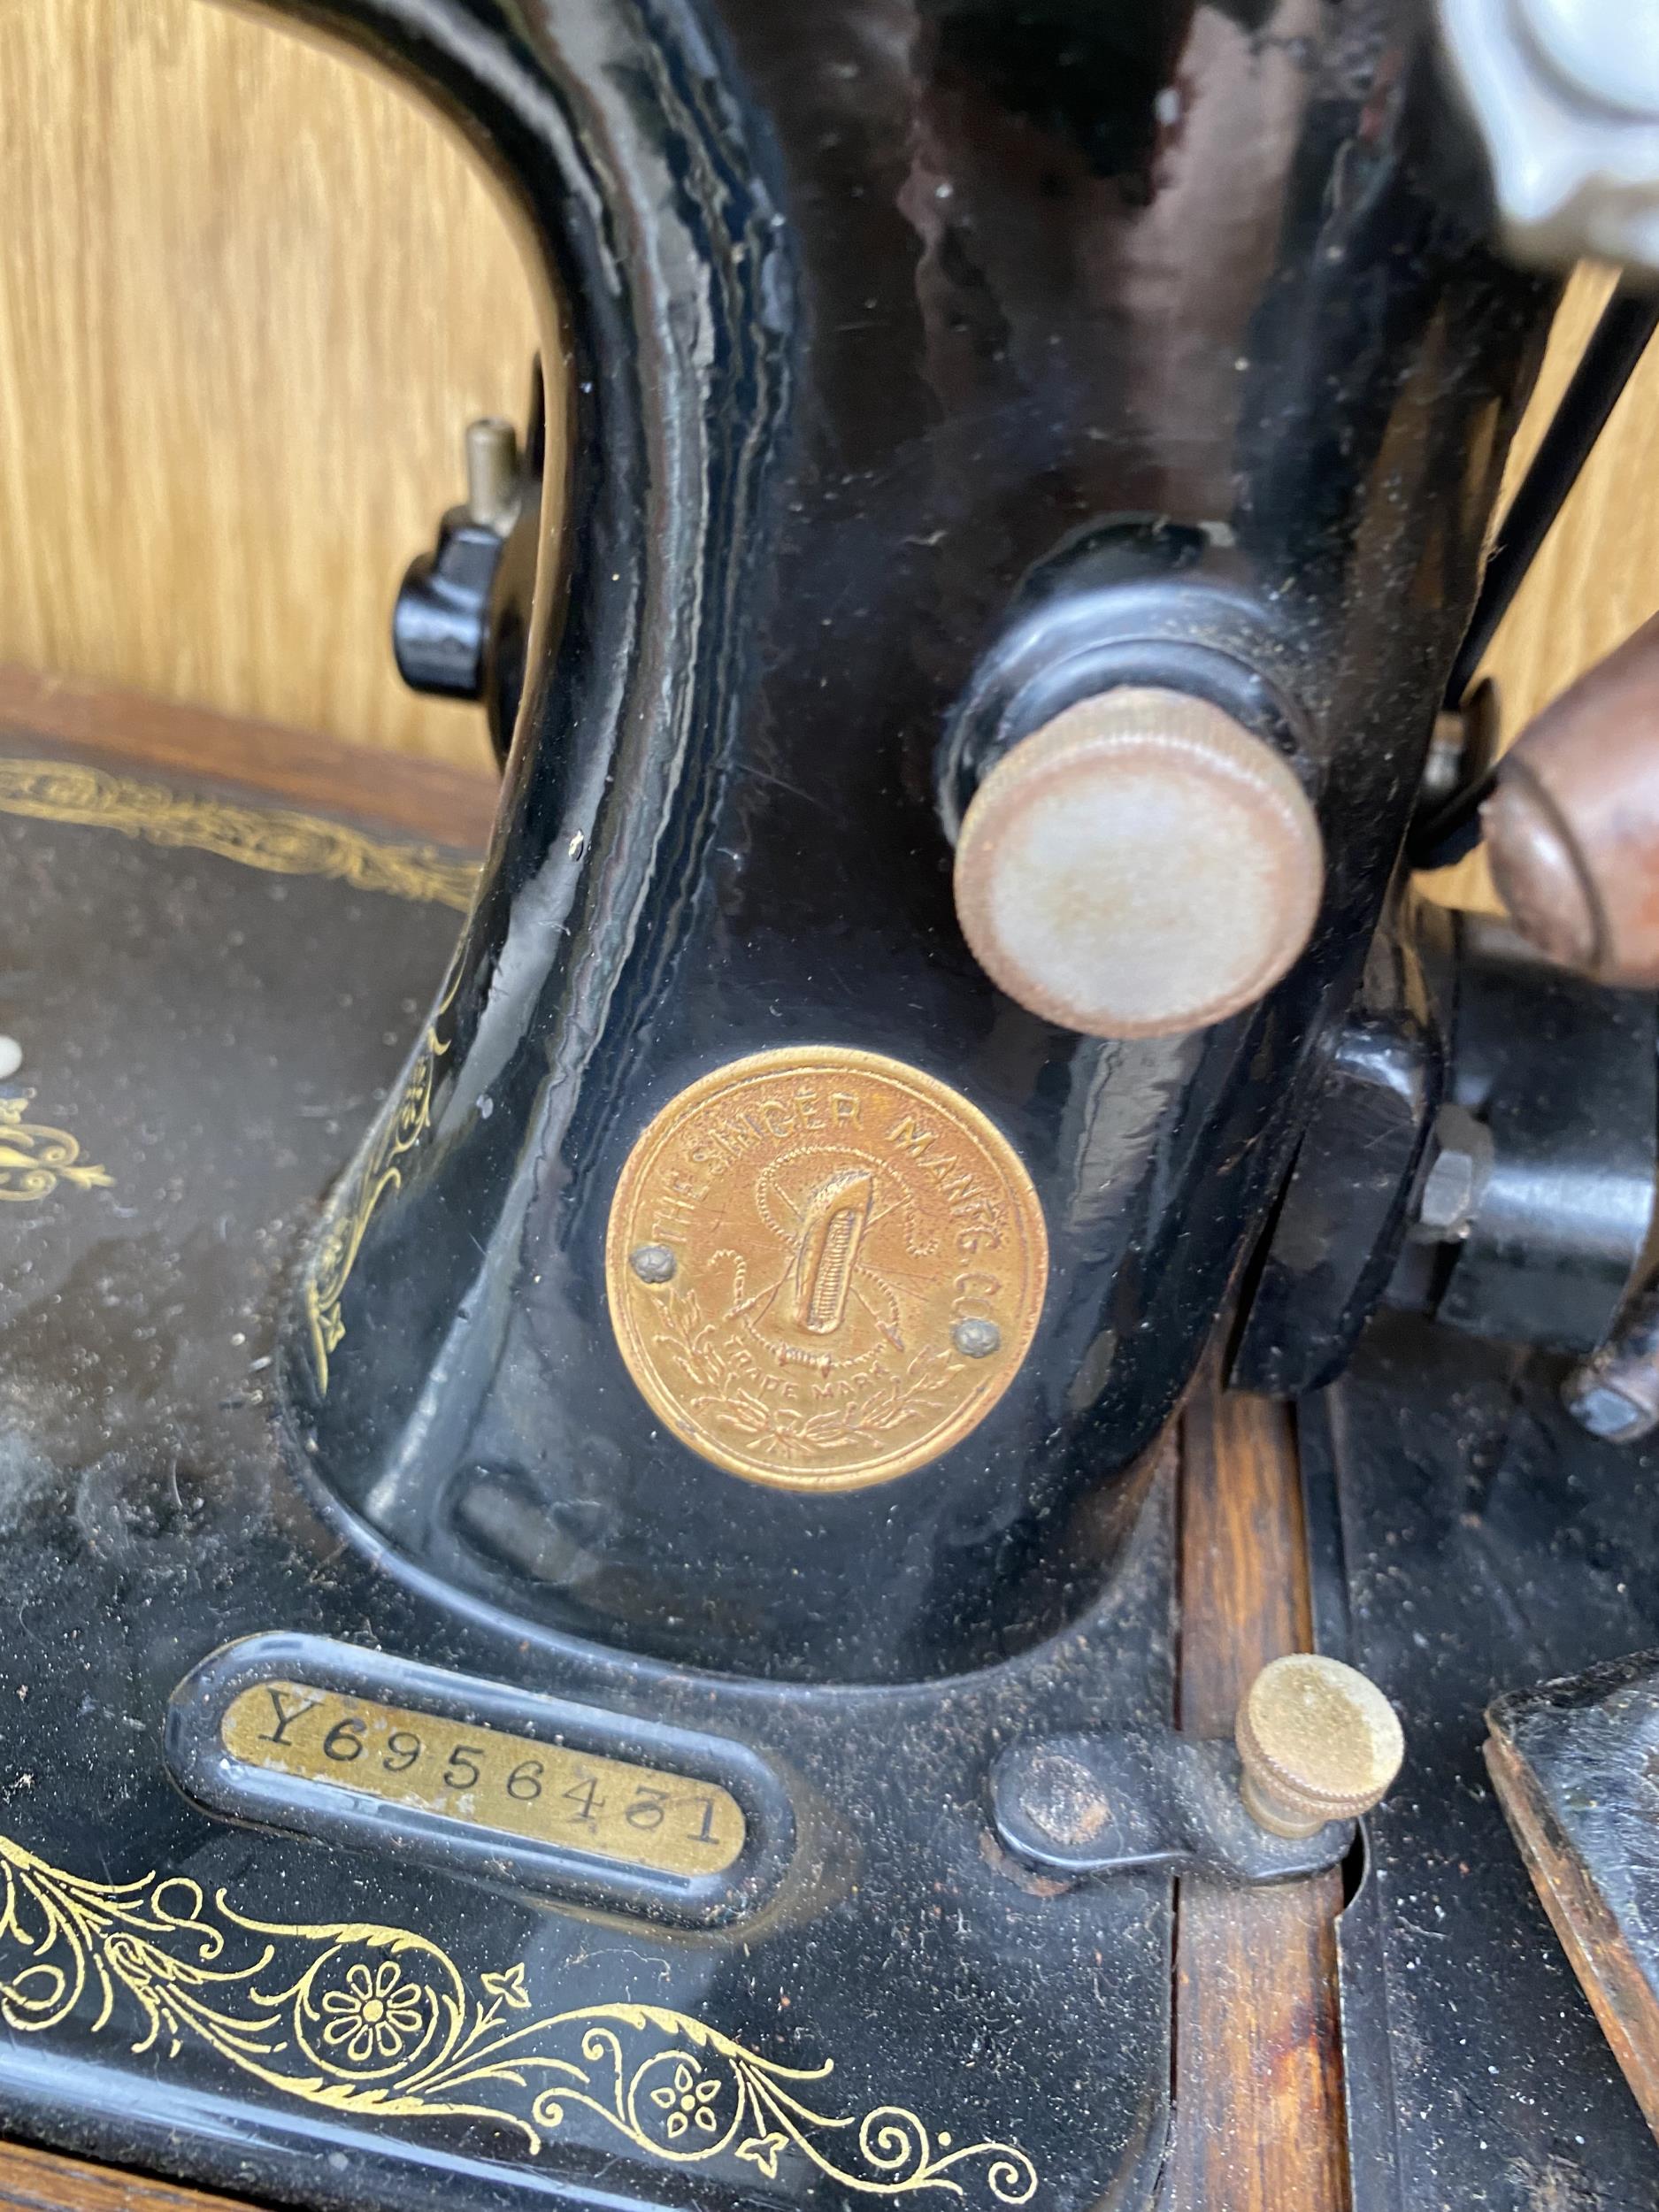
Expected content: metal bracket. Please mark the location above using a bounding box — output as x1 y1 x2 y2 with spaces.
991 1731 1355 1886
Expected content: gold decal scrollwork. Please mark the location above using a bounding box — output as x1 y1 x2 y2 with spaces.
0 759 477 911
0 1828 1035 2204
302 1033 440 1393
303 959 463 1393
303 1029 443 1394
0 1094 112 1203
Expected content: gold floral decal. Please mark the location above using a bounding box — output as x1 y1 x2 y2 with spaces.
0 1094 112 1202
0 759 477 911
304 950 465 1391
303 1016 449 1394
0 1828 1034 2204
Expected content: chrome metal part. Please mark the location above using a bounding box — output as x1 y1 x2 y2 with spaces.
1428 922 1657 1356
1412 1103 1496 1242
1563 1284 1659 1441
464 416 522 532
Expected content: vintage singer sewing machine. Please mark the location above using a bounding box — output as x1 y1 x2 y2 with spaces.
7 0 1659 2206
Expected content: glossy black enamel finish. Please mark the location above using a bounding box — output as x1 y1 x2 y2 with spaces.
0 789 1176 2212
1305 1314 1659 2207
278 0 1555 1681
1231 892 1449 1398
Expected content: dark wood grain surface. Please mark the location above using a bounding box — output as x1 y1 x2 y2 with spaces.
0 664 500 851
0 2144 257 2212
1159 1380 1349 2212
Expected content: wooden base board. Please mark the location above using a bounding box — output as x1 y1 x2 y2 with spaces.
0 2144 256 2212
1159 1381 1349 2212
0 664 499 851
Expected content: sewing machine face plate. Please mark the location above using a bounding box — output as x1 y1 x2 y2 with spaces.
603 1046 1049 1494
0 746 1175 2212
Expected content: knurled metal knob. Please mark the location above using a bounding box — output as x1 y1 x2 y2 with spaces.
952 688 1324 1039
1235 1654 1405 1839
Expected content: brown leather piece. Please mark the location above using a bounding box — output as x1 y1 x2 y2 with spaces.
1485 611 1659 986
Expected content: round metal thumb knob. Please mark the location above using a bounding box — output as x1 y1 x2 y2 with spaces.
1235 1654 1404 1839
952 688 1324 1039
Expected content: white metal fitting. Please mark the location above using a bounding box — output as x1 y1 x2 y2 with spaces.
1439 0 1659 273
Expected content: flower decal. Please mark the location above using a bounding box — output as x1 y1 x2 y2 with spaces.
0 1824 1038 2201
482 1962 531 2012
736 2130 789 2178
319 1959 426 2063
650 2061 721 2139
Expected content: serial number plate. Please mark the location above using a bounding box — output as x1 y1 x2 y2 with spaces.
220 1682 747 1879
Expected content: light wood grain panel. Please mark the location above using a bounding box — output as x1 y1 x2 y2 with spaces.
1484 265 1659 736
4 6 1657 865
1431 265 1659 911
0 0 543 772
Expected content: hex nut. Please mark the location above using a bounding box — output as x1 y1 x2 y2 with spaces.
1563 1376 1655 1442
1236 1654 1406 1840
1412 1104 1494 1242
1419 1151 1478 1235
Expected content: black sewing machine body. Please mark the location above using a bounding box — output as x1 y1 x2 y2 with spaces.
2 0 1658 2207
279 0 1543 1684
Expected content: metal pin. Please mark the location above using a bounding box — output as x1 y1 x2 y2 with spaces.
629 1244 677 1285
465 418 520 532
952 1317 1001 1358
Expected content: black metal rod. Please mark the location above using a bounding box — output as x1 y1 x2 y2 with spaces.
1448 288 1659 710
1411 289 1659 872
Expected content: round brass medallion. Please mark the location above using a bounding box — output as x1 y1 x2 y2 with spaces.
605 1047 1048 1492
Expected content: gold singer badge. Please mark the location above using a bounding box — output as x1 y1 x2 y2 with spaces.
605 1047 1047 1492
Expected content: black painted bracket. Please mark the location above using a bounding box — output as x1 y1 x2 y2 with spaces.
991 1730 1354 1885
